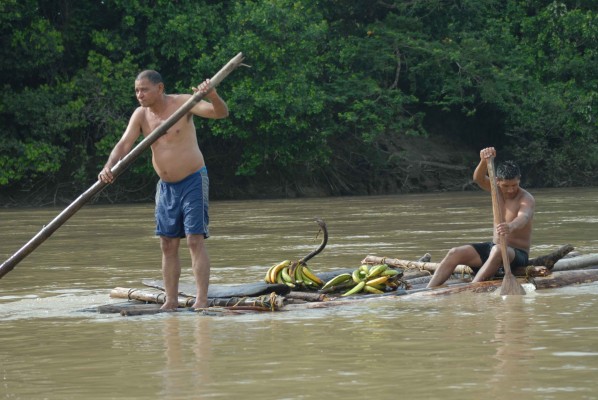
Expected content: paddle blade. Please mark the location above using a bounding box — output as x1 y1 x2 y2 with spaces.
500 272 526 295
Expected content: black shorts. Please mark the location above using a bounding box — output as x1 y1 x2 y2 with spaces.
471 242 529 268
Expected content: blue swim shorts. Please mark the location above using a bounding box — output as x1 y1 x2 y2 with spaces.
155 167 209 238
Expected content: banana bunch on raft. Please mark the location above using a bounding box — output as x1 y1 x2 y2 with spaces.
264 260 324 289
321 264 402 296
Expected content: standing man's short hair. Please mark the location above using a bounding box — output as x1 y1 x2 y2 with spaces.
497 161 521 180
136 70 163 85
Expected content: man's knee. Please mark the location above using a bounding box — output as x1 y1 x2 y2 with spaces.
488 245 502 259
445 245 480 266
186 234 206 249
446 245 471 259
160 236 180 255
446 246 461 258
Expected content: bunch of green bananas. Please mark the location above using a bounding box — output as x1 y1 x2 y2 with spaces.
264 260 324 290
320 264 402 296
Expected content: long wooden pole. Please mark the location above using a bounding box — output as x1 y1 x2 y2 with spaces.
487 157 526 295
0 52 245 279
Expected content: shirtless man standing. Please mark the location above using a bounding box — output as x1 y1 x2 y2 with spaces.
426 147 535 288
98 70 229 310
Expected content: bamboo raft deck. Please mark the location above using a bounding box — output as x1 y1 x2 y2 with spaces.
95 246 598 316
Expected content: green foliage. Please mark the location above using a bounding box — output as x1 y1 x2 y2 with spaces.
497 1 598 185
0 0 596 204
0 140 65 186
213 0 329 176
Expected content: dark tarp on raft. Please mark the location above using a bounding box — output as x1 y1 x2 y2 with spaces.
142 279 291 298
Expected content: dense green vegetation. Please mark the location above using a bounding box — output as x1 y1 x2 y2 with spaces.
1 0 596 205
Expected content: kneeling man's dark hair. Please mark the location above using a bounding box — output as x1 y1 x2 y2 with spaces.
497 160 520 180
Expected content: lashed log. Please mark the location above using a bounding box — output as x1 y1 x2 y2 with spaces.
110 303 267 316
279 268 598 310
296 281 507 309
409 269 598 294
404 276 474 290
110 287 286 311
552 254 598 272
403 270 432 279
408 280 505 296
286 291 329 302
403 275 433 286
364 256 548 278
511 265 551 277
96 302 267 316
528 244 574 269
367 246 576 274
110 287 194 307
96 302 162 315
530 269 598 289
361 255 475 276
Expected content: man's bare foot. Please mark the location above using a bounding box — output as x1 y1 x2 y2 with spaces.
160 301 179 311
191 301 208 310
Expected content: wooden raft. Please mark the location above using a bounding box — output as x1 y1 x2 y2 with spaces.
97 245 598 316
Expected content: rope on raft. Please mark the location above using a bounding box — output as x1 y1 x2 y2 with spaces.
206 292 283 312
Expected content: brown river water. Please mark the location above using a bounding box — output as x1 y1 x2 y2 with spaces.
1 187 597 400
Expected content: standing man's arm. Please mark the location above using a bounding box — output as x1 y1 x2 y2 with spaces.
190 79 229 119
98 108 144 183
473 147 496 192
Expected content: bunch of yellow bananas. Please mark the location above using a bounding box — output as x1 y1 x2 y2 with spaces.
264 260 324 290
321 264 402 296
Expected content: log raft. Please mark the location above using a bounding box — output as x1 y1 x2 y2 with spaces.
98 246 598 316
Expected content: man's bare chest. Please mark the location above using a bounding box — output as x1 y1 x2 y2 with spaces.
503 196 523 221
142 109 190 138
